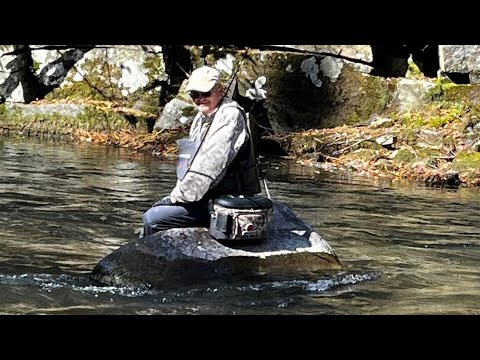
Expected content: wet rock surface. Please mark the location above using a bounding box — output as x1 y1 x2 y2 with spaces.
90 201 341 289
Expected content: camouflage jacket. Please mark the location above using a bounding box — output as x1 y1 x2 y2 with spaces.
169 99 248 203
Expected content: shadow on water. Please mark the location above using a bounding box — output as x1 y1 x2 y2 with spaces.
1 137 480 314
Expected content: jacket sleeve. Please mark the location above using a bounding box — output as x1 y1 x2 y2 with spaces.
169 106 247 203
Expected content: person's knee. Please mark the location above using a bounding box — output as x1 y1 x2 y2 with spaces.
143 206 162 226
143 205 181 227
142 209 151 225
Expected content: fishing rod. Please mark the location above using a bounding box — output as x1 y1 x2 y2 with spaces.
225 48 272 200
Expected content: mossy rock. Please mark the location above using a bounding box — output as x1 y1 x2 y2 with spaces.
45 52 163 114
397 101 466 129
337 68 395 126
452 151 480 170
392 148 417 163
0 102 146 137
443 84 480 105
234 50 395 133
397 128 419 145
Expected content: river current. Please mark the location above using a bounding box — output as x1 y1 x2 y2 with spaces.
1 136 479 315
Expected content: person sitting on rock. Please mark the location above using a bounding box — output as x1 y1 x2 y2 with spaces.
140 65 261 237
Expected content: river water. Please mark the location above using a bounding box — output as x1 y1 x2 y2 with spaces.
1 136 479 315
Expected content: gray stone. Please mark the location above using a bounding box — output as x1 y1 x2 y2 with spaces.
439 45 480 84
153 98 195 130
272 45 373 73
90 201 341 289
0 45 164 103
233 50 391 132
390 78 436 111
439 45 471 73
419 129 442 145
369 117 394 129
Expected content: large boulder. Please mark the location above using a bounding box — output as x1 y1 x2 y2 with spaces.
439 45 480 84
232 50 393 132
0 45 163 108
90 201 341 289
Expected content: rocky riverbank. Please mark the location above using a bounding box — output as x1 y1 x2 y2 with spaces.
267 99 480 188
1 45 479 188
1 90 479 189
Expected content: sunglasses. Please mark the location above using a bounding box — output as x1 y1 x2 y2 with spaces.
189 90 212 100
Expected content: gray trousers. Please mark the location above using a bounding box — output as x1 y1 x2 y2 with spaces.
141 199 210 237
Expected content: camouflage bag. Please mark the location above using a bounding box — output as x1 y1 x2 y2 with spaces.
209 195 273 241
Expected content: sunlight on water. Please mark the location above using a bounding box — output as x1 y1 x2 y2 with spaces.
1 137 480 314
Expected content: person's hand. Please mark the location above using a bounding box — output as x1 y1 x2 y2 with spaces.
152 195 173 207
